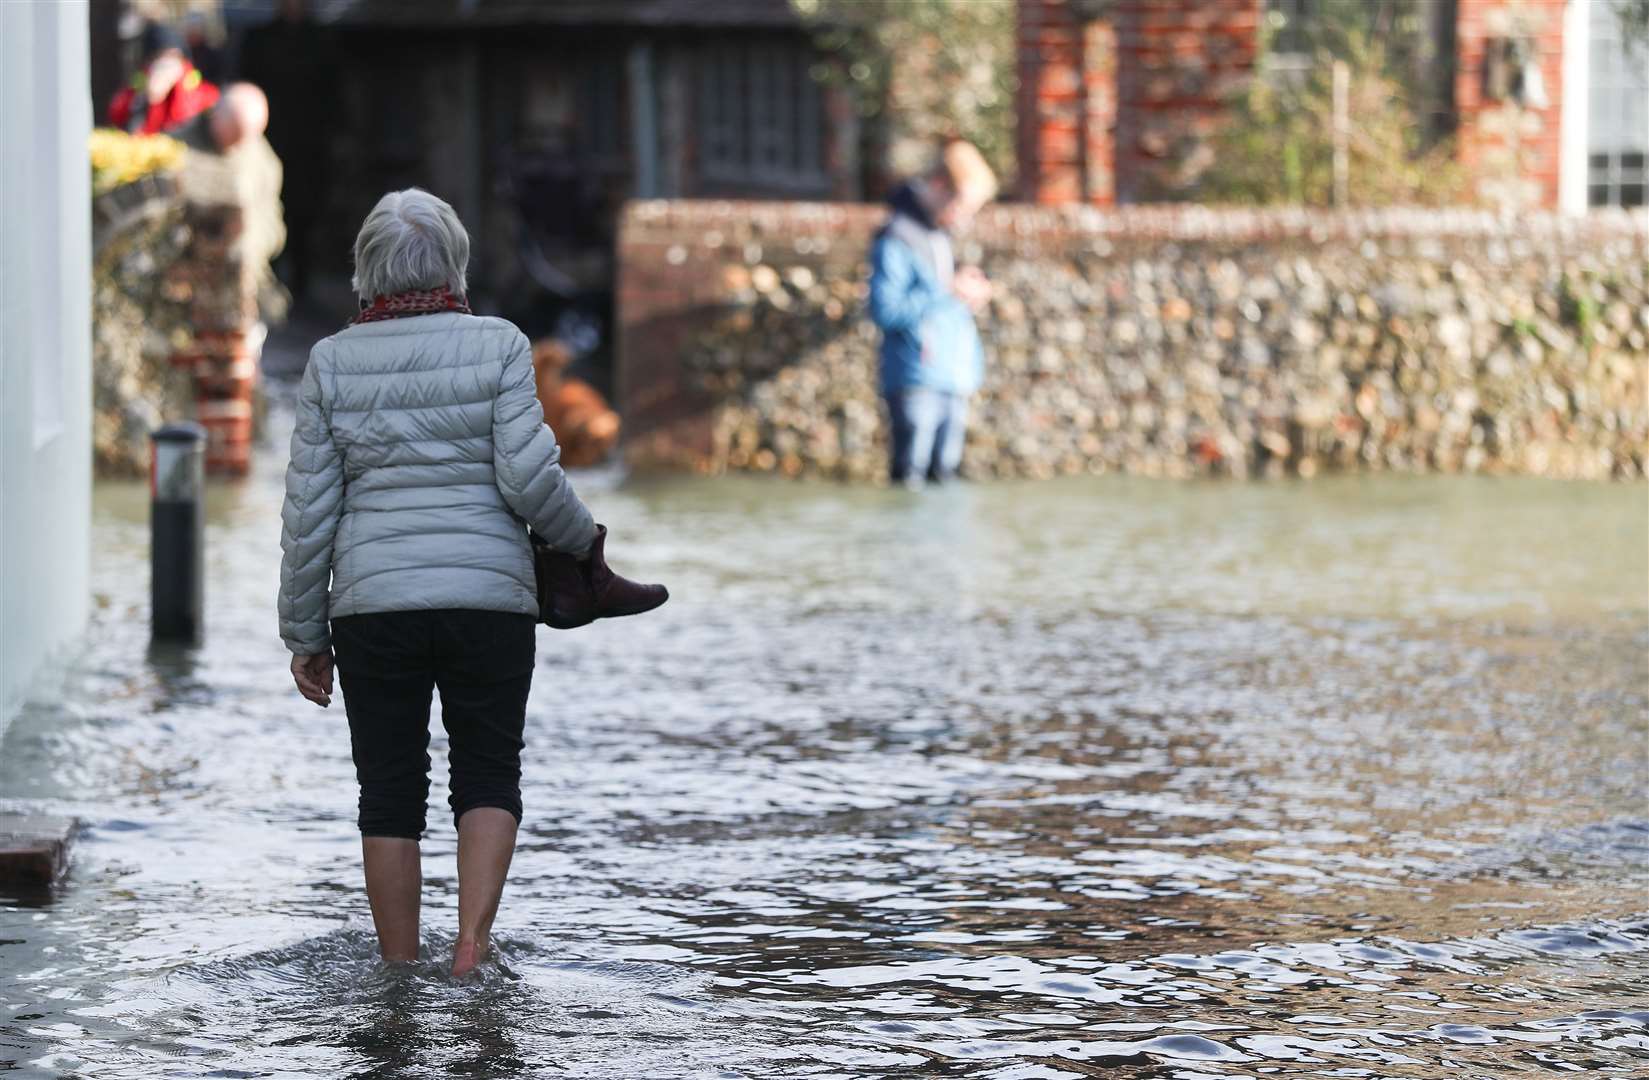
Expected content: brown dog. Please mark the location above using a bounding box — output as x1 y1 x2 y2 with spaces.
531 339 620 468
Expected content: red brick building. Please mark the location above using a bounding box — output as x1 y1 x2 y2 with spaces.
1017 0 1646 212
1454 0 1568 209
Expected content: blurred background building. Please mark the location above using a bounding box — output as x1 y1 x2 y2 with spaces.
94 1 1646 303
98 0 868 354
49 0 1649 468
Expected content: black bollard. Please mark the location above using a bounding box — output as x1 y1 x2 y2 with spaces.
150 422 206 644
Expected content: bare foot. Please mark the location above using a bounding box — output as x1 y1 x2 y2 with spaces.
451 937 485 979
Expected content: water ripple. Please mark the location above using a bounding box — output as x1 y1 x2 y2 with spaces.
1 415 1645 1077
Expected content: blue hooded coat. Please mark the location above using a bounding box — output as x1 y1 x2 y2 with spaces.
867 183 985 397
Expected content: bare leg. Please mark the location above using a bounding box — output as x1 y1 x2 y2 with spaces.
362 836 422 962
452 807 518 977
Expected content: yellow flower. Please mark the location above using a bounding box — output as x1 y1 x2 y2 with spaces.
89 128 186 195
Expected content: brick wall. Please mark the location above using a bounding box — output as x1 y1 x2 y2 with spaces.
1112 0 1262 202
1017 0 1262 206
1017 0 1569 210
1017 0 1116 205
1454 0 1567 210
172 156 265 476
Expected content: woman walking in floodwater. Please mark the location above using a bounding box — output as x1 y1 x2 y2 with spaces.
277 188 662 977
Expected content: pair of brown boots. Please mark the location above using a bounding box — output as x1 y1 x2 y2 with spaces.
532 525 668 630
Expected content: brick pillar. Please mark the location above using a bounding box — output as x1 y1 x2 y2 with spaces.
1082 17 1118 205
167 198 259 477
188 330 258 477
1454 0 1566 210
1017 0 1117 205
1113 0 1262 202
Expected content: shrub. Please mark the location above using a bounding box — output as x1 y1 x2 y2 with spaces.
1200 32 1466 207
791 0 1016 189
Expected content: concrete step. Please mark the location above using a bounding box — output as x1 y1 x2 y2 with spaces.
0 815 75 886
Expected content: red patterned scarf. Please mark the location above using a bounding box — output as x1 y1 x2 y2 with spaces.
351 286 472 325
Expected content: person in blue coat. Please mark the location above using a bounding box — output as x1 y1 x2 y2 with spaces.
868 140 998 487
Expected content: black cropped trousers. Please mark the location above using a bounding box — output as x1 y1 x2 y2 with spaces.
330 609 537 840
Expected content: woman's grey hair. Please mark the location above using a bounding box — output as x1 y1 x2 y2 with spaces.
351 188 470 299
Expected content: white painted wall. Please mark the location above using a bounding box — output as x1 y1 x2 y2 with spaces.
0 2 93 731
1560 0 1590 214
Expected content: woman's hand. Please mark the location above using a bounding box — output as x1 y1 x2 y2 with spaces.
953 265 993 312
290 651 335 708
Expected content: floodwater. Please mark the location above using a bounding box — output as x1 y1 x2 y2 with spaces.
3 389 1647 1079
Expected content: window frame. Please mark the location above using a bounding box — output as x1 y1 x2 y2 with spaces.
1587 2 1649 208
696 36 831 194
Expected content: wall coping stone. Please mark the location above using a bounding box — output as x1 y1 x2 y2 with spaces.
623 199 1649 247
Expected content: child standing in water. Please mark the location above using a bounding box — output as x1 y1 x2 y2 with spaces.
867 140 998 487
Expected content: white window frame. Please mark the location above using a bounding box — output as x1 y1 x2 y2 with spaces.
1585 0 1649 208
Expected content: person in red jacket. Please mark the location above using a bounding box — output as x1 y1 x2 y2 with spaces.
108 22 219 136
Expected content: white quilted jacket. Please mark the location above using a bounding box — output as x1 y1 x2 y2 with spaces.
277 312 596 654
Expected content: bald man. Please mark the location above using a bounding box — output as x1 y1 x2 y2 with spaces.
178 83 288 316
177 81 269 154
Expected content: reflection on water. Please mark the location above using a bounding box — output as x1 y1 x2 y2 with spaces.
2 393 1646 1077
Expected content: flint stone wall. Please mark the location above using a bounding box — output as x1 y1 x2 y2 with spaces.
616 201 1649 481
92 172 194 477
92 148 281 477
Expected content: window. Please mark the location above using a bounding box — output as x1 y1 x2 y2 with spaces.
1267 0 1314 57
698 39 827 190
510 50 625 166
1588 2 1649 207
1261 0 1316 83
1261 0 1444 111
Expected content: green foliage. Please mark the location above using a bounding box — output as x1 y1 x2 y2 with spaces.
1199 31 1465 207
791 0 1016 187
1559 273 1601 346
1263 0 1451 109
1613 0 1649 56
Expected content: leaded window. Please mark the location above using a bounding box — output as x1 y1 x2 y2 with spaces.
698 39 827 190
